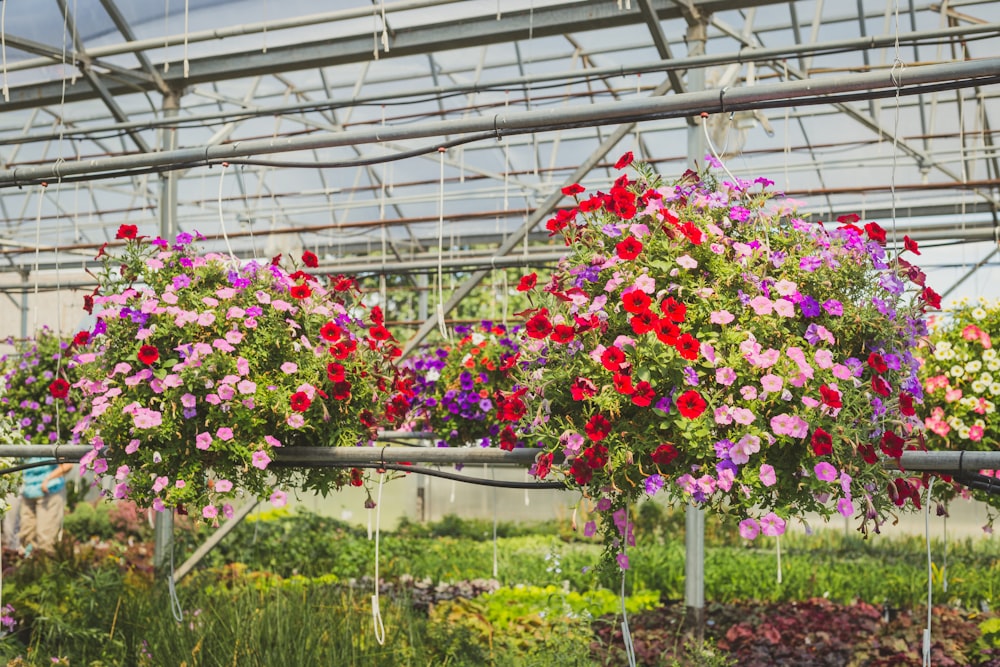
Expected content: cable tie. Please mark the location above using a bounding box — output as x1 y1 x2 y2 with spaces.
719 86 730 114
493 114 502 142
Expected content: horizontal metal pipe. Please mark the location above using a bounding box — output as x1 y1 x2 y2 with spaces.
0 442 545 465
4 21 996 145
897 450 1000 472
2 57 997 187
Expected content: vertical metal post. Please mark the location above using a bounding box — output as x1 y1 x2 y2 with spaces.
684 11 708 643
154 90 180 573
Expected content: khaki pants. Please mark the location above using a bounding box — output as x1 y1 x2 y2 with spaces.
19 489 66 552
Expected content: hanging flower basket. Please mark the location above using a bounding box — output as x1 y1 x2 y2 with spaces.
75 228 409 519
515 155 935 567
405 321 527 449
1 327 88 444
919 298 1000 519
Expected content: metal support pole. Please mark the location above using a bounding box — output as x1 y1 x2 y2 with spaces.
684 10 708 643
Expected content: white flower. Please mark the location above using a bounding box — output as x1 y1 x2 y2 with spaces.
972 380 987 394
984 348 997 361
958 425 971 439
966 360 983 373
972 307 988 320
990 383 1000 396
950 365 965 378
981 372 994 385
988 359 1000 372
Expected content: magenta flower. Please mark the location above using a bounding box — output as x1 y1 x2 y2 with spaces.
195 432 212 450
760 512 786 537
270 490 287 508
814 462 838 482
216 427 234 441
739 518 760 540
759 464 777 487
202 505 218 519
215 479 233 493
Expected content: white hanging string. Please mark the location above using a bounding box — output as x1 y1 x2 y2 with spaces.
1 0 9 102
620 505 637 667
168 545 183 622
436 148 448 340
217 164 238 262
261 0 268 53
776 534 782 585
889 0 904 257
782 60 790 192
182 0 190 78
942 512 948 593
523 469 530 507
449 477 456 504
31 185 46 334
702 116 739 185
923 477 935 667
379 0 389 54
371 471 386 645
380 107 388 308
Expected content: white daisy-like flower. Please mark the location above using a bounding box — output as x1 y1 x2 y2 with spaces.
972 307 988 320
967 360 983 373
981 372 994 385
950 365 965 378
990 383 1000 396
972 380 987 394
984 348 997 361
958 425 971 439
988 359 1000 372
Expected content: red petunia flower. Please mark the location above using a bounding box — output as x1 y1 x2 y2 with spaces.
290 391 312 412
350 468 364 487
676 390 706 419
622 290 651 314
837 213 860 224
48 378 70 400
631 381 656 407
903 235 920 255
614 151 634 170
811 428 833 456
630 311 658 335
651 443 678 466
333 276 356 292
867 353 888 374
674 333 700 361
115 224 138 240
550 324 575 344
330 338 357 359
561 184 585 197
497 390 527 421
582 444 609 469
678 221 703 245
880 431 905 458
83 294 95 314
320 322 342 342
864 221 886 244
921 287 941 309
369 325 392 342
302 250 319 268
654 319 680 346
870 376 891 397
73 331 90 346
660 297 686 323
616 236 643 261
600 346 626 372
517 273 538 292
570 458 593 485
290 283 312 299
534 452 554 479
525 311 553 339
613 373 635 395
331 381 352 401
819 384 842 409
570 376 597 401
858 443 878 464
584 414 611 442
327 362 346 383
899 392 916 417
499 425 518 451
137 345 159 365
370 305 385 325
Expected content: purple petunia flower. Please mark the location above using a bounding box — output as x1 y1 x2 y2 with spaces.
799 295 821 318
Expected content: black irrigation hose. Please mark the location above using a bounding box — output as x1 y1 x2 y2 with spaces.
272 461 568 490
0 459 74 476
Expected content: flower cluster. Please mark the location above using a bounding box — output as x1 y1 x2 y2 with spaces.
74 228 412 518
919 298 1000 515
518 155 933 568
405 321 527 449
0 327 88 444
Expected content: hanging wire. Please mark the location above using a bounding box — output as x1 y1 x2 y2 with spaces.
923 476 935 667
889 0 905 262
379 0 389 54
1 0 9 103
168 541 184 622
435 148 449 340
163 0 170 73
216 164 238 261
490 464 499 578
775 534 782 585
182 0 190 78
371 471 386 645
619 504 637 667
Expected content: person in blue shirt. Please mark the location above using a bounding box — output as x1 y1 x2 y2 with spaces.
19 458 74 553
